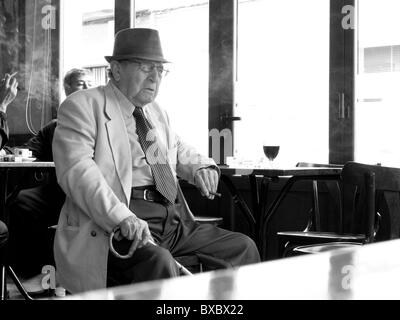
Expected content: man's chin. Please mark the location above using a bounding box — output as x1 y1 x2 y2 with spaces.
140 94 156 104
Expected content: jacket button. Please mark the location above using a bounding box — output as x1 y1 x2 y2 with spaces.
91 231 97 237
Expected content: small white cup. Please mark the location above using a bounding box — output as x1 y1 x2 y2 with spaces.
13 148 31 158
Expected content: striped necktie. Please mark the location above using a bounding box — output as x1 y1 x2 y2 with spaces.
133 107 177 204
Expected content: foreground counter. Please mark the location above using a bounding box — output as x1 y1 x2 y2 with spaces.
64 238 400 300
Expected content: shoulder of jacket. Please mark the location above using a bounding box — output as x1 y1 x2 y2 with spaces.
69 85 105 101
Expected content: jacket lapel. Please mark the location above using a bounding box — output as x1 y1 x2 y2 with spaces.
104 84 132 204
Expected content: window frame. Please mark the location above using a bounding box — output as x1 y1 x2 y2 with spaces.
125 0 356 165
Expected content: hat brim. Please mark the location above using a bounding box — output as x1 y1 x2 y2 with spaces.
105 54 170 64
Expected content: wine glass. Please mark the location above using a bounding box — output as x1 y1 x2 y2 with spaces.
263 145 280 168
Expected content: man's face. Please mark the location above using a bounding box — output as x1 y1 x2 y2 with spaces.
114 59 164 107
68 73 93 95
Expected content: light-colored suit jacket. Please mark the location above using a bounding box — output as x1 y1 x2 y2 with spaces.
52 82 216 294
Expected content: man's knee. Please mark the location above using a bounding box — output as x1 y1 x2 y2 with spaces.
234 233 260 264
136 245 180 279
148 246 177 269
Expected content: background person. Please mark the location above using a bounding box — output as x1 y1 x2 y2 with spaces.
0 72 18 288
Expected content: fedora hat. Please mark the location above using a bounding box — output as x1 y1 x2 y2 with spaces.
105 28 169 63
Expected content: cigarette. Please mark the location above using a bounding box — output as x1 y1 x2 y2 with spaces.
209 191 222 197
1 72 18 83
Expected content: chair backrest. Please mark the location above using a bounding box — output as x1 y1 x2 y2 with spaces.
295 162 343 231
341 162 400 242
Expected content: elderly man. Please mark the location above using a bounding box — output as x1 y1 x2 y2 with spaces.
7 68 93 283
53 28 260 294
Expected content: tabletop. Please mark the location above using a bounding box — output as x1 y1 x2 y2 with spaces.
219 165 342 177
63 238 400 300
0 161 55 168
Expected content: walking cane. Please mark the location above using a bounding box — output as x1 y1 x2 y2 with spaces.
109 227 193 276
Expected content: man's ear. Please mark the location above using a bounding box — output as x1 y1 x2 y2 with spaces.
64 84 72 97
110 61 121 82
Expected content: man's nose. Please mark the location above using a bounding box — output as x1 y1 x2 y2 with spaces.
148 67 160 82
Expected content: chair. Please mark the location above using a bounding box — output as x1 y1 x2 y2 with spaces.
277 162 400 257
0 219 35 300
175 182 224 273
276 162 344 256
294 162 343 232
194 216 223 226
0 220 8 299
178 178 224 228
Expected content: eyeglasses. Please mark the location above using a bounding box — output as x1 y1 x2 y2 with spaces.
124 59 169 77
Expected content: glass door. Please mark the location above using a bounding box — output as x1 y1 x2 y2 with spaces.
355 0 400 166
61 0 115 98
235 0 330 167
134 0 209 155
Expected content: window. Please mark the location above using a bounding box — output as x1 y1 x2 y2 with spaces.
134 0 209 155
235 0 330 166
61 0 114 99
355 0 400 166
0 0 60 137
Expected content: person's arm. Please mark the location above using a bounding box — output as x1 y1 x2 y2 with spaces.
0 111 9 150
25 120 57 160
0 73 18 149
53 93 133 233
175 135 220 199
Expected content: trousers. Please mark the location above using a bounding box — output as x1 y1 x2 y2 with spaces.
107 198 260 286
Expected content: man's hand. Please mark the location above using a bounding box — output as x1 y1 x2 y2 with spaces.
118 215 154 256
0 73 18 113
194 167 219 200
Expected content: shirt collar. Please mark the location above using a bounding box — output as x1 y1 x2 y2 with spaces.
109 81 149 118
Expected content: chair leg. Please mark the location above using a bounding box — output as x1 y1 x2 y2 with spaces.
6 266 34 300
312 180 321 230
1 264 6 300
282 241 292 258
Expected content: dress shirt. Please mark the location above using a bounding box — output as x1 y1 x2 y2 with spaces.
110 82 157 187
